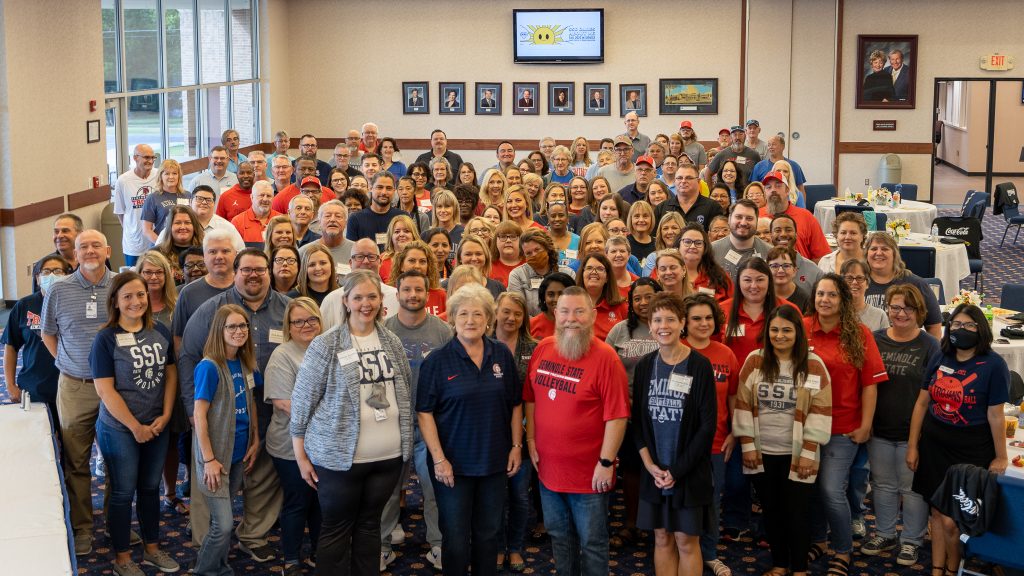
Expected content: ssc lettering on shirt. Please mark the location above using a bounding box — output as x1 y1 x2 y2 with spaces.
757 378 797 412
534 359 583 397
358 349 397 382
929 366 977 425
130 186 153 209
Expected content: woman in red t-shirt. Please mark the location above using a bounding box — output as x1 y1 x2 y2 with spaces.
378 215 420 284
606 235 638 298
489 221 524 288
681 293 739 576
576 253 628 340
678 223 732 303
528 272 574 340
390 240 446 315
803 273 886 575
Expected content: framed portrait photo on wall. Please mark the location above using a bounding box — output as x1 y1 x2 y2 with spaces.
403 82 428 114
548 82 574 115
513 82 540 115
584 82 610 116
439 82 466 114
475 82 502 115
619 83 646 117
856 35 918 109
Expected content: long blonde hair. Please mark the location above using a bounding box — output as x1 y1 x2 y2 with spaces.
203 304 257 372
156 159 185 195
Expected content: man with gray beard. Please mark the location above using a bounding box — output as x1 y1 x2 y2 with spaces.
524 287 630 576
757 171 830 262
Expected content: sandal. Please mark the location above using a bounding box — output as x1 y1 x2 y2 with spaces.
931 566 945 576
826 556 850 576
807 543 828 563
496 554 506 572
705 559 733 576
509 553 525 573
162 496 189 515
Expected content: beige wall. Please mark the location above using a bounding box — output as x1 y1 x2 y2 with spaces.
992 81 1024 173
937 80 1024 174
0 0 106 300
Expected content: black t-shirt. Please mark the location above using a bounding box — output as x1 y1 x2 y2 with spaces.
629 236 656 262
345 206 410 250
654 194 725 232
872 330 941 440
1 292 59 403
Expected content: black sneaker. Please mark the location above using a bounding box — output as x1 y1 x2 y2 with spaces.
237 542 276 563
861 535 898 556
896 543 919 566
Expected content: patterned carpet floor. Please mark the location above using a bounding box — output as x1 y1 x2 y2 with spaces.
4 207 1024 575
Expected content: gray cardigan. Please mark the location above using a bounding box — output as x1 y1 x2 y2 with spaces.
193 359 257 498
289 320 413 471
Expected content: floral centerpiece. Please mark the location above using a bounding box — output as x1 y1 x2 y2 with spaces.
949 289 983 307
872 186 892 207
886 218 911 239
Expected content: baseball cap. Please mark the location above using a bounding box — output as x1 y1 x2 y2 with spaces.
613 135 632 147
730 125 745 133
718 128 730 136
745 119 760 127
635 155 655 168
679 120 693 129
762 171 788 186
300 176 321 188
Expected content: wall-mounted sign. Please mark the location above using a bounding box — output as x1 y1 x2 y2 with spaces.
979 54 1015 71
873 120 897 131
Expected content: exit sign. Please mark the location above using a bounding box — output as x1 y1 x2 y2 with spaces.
980 54 1015 71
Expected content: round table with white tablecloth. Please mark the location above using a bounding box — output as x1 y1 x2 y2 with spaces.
993 312 1024 379
826 231 969 301
814 199 939 235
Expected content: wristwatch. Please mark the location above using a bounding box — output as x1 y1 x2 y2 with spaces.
598 458 614 468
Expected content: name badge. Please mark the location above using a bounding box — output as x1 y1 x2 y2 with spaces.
116 332 136 347
734 324 745 337
418 198 433 209
85 302 98 319
698 287 715 296
530 277 542 290
268 329 284 344
375 232 388 246
374 408 388 422
804 374 822 391
336 263 351 276
246 373 256 390
736 157 747 165
725 250 742 265
938 365 954 374
564 249 578 261
176 197 190 206
338 349 359 366
669 373 693 394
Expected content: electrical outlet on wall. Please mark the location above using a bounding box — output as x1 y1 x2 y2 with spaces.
864 178 870 186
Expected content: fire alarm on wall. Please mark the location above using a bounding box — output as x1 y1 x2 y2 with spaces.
89 100 97 112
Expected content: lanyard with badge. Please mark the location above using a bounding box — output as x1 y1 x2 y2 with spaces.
656 352 692 396
86 286 99 319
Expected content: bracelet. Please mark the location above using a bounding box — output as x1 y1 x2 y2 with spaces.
204 457 216 463
434 458 447 465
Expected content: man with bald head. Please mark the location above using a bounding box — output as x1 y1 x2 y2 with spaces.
299 199 354 265
621 111 651 162
40 230 115 556
320 238 399 325
113 143 158 266
346 129 363 169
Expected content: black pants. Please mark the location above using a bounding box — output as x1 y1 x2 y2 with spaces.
432 470 506 576
314 457 403 576
753 454 814 573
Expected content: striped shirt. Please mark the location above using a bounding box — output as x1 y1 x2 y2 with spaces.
41 268 115 379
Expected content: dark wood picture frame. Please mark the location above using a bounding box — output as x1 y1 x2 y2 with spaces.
475 82 502 115
513 82 540 116
659 78 718 115
402 82 429 114
856 34 918 109
583 82 611 116
619 83 647 117
547 82 575 115
439 82 466 115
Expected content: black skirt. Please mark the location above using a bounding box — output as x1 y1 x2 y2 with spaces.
638 498 709 535
912 416 995 502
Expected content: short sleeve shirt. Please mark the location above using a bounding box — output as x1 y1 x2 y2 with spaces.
90 324 175 433
195 358 255 463
1 292 59 402
923 352 1009 427
141 190 190 234
263 340 307 460
112 169 159 255
686 340 740 453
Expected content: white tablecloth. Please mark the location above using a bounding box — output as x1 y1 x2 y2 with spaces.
0 403 74 575
993 315 1024 379
826 232 969 301
814 199 939 235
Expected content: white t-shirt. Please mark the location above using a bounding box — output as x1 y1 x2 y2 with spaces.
112 169 159 256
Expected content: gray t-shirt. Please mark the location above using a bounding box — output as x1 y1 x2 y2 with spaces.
605 320 658 395
711 236 772 280
597 164 636 196
383 314 453 400
171 278 232 338
264 339 308 460
682 141 708 167
755 360 797 455
90 324 174 433
859 304 891 331
793 254 824 295
299 239 354 273
872 330 941 440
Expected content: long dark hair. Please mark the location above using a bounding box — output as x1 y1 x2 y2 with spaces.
682 223 730 294
806 273 865 368
626 277 663 337
941 303 993 357
575 252 623 307
725 257 777 343
716 159 748 194
759 304 810 385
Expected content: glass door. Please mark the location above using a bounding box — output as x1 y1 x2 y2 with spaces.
105 98 126 191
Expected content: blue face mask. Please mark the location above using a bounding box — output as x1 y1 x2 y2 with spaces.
38 273 60 293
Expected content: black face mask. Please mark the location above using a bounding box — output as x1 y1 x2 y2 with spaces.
949 328 980 350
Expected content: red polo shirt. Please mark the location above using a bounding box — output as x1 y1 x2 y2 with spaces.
684 339 739 454
720 297 798 367
216 185 253 221
271 184 336 214
759 204 831 262
694 271 733 303
231 208 283 243
803 316 888 434
530 313 555 340
593 299 628 341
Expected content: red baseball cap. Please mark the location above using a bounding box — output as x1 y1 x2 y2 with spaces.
718 128 730 136
761 171 788 186
635 155 655 168
300 176 321 188
679 120 693 129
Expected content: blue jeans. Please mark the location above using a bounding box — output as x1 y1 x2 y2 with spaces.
272 456 322 563
539 482 610 576
867 437 928 546
195 465 245 576
722 448 752 531
96 418 169 553
810 434 860 554
433 470 506 576
700 452 726 560
848 443 870 518
501 453 533 555
124 254 139 267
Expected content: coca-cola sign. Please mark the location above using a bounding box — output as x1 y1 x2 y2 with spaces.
943 227 970 235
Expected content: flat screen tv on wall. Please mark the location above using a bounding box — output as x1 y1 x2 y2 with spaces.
513 9 604 64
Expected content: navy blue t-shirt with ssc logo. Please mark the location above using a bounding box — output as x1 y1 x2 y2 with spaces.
90 323 175 433
923 352 1009 428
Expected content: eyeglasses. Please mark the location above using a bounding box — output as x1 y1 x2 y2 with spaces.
39 268 67 276
582 266 607 274
225 322 249 333
607 227 628 235
497 234 518 242
238 267 268 276
888 304 917 316
140 269 165 278
679 239 705 248
351 254 380 263
183 262 207 271
843 274 868 284
137 155 157 161
950 320 979 331
675 176 699 182
289 317 321 328
274 257 298 266
768 263 794 271
193 196 215 205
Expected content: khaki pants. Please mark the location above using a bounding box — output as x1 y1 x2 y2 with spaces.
56 374 101 536
191 444 282 548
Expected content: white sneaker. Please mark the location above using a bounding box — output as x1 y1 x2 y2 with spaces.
426 547 442 571
380 550 395 572
390 524 406 546
94 451 106 477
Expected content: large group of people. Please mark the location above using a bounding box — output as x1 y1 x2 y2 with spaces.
1 118 1011 576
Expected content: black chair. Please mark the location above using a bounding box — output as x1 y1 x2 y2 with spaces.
995 182 1024 246
805 184 836 214
923 277 945 306
1000 283 1024 312
899 245 936 279
1009 371 1024 405
967 191 990 221
933 216 983 292
834 204 885 231
881 182 918 201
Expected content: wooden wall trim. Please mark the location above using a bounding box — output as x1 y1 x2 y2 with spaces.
68 186 111 211
832 0 844 186
0 197 66 227
740 0 748 124
837 142 933 154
